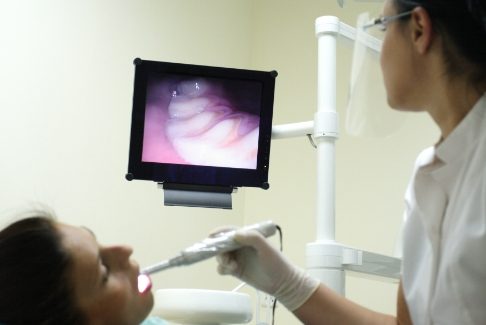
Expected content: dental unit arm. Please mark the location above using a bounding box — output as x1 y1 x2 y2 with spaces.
141 220 277 275
270 16 401 295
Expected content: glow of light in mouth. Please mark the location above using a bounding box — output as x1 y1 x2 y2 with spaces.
137 273 152 294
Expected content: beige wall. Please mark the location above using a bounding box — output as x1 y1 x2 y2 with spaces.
0 0 439 324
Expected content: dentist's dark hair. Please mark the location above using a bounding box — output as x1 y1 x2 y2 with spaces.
394 0 486 84
0 213 85 325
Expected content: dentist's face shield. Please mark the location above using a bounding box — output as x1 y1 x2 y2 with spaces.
345 12 408 137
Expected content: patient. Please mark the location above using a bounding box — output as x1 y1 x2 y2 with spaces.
0 210 160 325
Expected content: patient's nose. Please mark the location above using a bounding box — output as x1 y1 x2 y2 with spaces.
104 245 134 266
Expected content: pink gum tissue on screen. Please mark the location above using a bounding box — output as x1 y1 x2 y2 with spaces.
165 79 260 169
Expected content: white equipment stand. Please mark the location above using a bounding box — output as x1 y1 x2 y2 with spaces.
272 16 401 295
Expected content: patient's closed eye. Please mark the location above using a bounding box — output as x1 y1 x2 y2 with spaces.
101 260 110 285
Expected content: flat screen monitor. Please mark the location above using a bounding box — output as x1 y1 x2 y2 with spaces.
126 59 277 189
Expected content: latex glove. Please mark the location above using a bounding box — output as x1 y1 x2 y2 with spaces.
216 229 320 311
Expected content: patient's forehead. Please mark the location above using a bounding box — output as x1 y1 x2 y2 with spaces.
55 223 101 300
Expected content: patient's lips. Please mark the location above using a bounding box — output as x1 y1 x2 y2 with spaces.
165 79 259 169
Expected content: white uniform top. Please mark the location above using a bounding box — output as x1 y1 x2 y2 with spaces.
402 94 486 325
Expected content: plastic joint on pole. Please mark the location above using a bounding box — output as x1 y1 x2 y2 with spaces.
305 241 361 295
313 110 339 139
306 242 362 268
315 16 340 36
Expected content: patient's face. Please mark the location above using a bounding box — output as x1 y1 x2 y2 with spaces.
57 224 153 325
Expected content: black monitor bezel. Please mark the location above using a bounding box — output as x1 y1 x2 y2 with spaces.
126 58 276 189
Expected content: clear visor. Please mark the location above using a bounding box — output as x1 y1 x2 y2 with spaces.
345 12 407 138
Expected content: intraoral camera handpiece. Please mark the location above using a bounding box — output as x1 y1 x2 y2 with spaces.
141 220 277 275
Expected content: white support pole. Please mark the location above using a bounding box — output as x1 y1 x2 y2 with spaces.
305 16 344 295
315 16 338 242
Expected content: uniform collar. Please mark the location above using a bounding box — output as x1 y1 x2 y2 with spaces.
435 93 486 165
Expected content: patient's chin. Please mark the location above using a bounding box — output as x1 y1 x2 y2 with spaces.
165 98 260 169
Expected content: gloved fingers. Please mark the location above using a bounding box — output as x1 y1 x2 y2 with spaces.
216 251 242 275
217 260 238 275
233 229 276 252
215 251 233 266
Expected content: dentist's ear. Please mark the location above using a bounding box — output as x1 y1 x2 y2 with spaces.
410 7 434 54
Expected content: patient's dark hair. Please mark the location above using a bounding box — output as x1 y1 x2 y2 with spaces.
0 213 85 324
394 0 486 84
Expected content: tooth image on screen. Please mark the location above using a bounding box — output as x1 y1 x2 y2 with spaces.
142 75 262 170
166 79 259 169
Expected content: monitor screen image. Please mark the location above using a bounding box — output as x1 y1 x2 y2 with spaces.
126 59 277 189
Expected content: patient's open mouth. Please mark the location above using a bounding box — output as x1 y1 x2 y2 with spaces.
137 273 152 294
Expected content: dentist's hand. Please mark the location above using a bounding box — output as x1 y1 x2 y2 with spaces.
216 229 320 311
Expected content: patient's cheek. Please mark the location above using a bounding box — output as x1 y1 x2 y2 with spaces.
165 96 260 169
